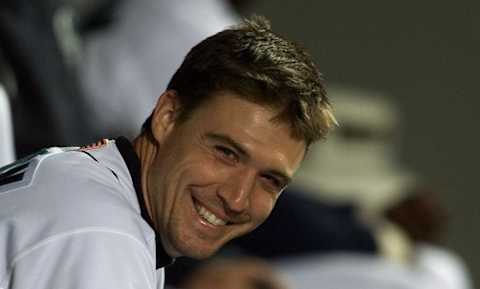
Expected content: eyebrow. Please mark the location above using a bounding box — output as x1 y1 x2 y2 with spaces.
205 133 248 158
265 170 292 187
205 132 292 185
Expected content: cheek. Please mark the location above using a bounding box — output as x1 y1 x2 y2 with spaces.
180 156 233 186
250 191 276 225
160 151 218 186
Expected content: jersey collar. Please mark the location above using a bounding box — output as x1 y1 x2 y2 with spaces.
115 136 175 269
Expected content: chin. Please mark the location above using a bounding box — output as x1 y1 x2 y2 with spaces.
188 249 217 260
168 233 223 259
178 242 220 259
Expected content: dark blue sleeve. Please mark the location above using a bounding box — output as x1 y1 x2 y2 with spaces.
232 188 378 258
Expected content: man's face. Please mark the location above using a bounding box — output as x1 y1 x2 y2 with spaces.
147 91 306 259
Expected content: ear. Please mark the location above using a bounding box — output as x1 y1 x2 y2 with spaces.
150 90 181 144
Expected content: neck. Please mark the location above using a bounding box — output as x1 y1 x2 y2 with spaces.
133 134 158 228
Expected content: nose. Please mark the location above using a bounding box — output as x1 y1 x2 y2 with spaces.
217 168 256 214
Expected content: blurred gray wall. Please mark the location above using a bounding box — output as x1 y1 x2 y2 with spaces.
241 0 479 285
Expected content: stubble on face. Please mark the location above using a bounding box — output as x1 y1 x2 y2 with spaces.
144 92 306 258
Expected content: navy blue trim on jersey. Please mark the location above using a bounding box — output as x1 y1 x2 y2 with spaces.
115 136 175 269
80 151 119 180
0 163 28 186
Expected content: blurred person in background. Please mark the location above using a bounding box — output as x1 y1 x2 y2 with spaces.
78 0 241 139
0 0 97 156
267 87 473 289
0 0 244 153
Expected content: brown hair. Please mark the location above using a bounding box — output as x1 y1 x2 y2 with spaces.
143 16 336 145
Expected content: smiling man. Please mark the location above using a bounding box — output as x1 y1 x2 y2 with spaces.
135 91 307 260
0 16 336 289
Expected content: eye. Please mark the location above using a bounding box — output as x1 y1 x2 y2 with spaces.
261 174 283 193
214 145 238 162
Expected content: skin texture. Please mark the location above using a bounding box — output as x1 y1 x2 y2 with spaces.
134 90 306 259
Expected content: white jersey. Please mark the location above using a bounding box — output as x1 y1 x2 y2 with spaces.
0 137 173 289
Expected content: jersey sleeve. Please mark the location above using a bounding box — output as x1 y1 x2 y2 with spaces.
4 229 157 289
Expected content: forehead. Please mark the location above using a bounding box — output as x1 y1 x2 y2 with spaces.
184 92 306 175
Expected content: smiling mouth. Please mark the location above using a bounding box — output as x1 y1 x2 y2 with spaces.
194 201 228 226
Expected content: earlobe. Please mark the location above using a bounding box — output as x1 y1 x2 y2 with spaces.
151 90 180 144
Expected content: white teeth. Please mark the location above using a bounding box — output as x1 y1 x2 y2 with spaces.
195 204 227 226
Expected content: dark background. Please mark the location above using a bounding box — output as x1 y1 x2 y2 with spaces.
240 0 479 285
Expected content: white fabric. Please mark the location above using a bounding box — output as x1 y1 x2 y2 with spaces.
0 85 15 167
80 0 239 138
274 253 467 289
0 142 163 289
414 244 473 289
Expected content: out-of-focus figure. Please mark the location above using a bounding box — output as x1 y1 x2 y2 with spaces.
79 0 239 138
275 253 441 289
0 0 95 157
291 86 416 261
293 86 414 217
270 86 473 289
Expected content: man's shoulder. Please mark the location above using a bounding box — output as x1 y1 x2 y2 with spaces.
0 144 122 192
0 143 154 255
30 144 146 230
16 141 134 200
36 141 127 186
